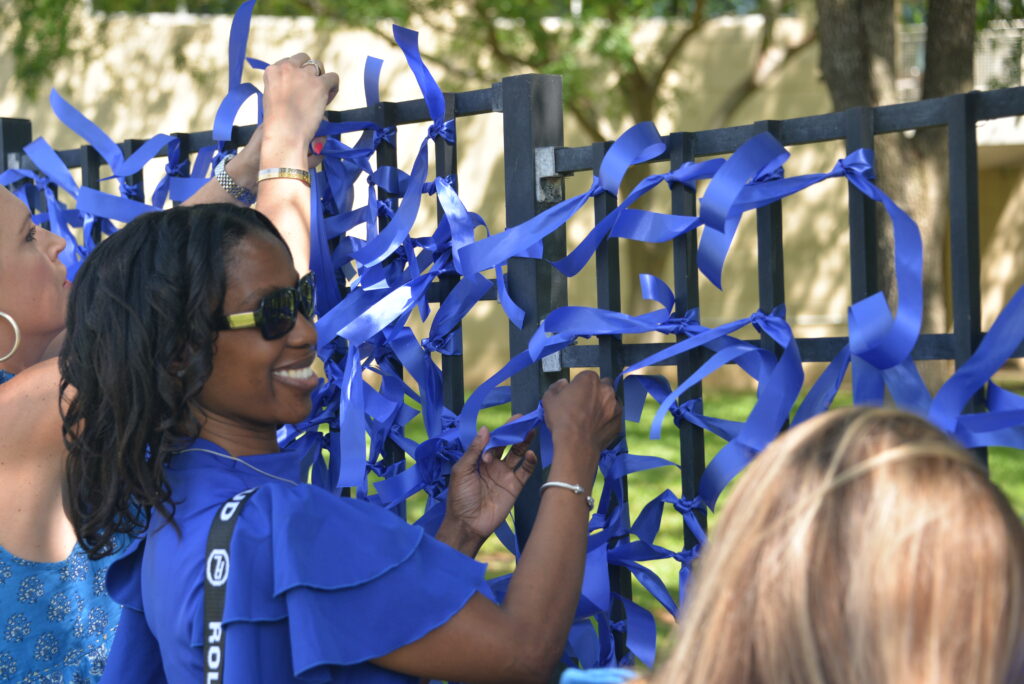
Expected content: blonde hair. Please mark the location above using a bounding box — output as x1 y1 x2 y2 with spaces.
654 407 1024 684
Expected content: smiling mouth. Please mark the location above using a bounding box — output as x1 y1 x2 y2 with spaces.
272 358 319 390
273 366 316 381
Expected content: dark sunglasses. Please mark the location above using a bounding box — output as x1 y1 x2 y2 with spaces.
220 272 316 340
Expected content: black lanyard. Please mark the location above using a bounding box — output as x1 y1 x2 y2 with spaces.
203 487 258 681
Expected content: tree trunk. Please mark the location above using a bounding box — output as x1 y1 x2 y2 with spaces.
815 0 974 390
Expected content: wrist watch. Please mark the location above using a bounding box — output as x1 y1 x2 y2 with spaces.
214 152 257 205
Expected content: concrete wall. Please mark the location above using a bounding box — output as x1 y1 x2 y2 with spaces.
1 10 1020 390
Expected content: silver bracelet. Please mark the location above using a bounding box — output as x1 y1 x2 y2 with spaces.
214 152 257 205
540 481 594 511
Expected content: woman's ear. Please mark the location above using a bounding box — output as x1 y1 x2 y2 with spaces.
168 359 187 379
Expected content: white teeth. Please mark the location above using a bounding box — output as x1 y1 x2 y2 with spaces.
273 366 315 380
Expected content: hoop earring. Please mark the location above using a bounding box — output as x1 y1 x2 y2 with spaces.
0 311 21 363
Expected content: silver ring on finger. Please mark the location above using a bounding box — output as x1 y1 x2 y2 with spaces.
301 59 324 77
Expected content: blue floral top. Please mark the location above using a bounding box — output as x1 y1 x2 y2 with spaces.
0 370 121 682
0 546 119 682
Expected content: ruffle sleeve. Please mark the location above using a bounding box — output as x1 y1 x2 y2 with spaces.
106 535 144 610
188 484 490 681
103 538 168 683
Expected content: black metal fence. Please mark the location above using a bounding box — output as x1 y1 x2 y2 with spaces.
3 80 1024 664
535 87 1024 653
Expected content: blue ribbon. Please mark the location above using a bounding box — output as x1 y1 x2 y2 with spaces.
932 284 1024 445
553 157 724 278
457 121 667 276
212 0 262 142
49 89 174 201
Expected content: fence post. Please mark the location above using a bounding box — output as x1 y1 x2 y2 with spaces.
501 73 567 549
947 92 982 366
120 140 147 201
844 107 879 303
589 139 633 660
369 101 409 516
844 107 879 397
0 119 32 173
669 131 707 545
436 93 466 415
752 120 786 354
947 91 986 463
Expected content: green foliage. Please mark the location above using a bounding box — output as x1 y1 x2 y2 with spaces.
902 0 1024 28
976 0 1024 29
10 0 1021 104
5 0 80 96
8 0 796 130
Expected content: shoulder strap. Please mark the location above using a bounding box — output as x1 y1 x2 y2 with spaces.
203 487 258 681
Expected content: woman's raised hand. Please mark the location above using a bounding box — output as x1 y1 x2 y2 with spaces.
256 52 339 273
262 53 339 150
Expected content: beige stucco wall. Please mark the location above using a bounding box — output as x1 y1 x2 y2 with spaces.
1 11 1020 390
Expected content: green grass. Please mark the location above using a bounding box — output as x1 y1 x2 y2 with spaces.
391 391 1024 664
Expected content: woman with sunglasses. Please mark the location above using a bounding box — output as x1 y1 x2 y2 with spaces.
62 198 621 683
0 53 336 681
59 103 625 682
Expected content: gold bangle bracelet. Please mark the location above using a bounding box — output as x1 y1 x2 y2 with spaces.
257 167 311 187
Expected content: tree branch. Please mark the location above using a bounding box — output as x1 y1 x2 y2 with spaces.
594 19 651 95
475 3 547 72
650 0 706 93
707 24 817 128
567 98 607 142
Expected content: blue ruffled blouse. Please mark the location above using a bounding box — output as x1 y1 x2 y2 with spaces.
101 438 491 683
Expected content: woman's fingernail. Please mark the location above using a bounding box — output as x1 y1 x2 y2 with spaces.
312 140 324 155
477 426 487 437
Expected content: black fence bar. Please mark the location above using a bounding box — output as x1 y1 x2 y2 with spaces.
752 120 785 357
589 140 632 660
669 131 708 543
25 86 1021 184
947 92 983 367
843 105 879 400
168 132 195 208
845 107 879 303
0 119 32 172
80 145 105 243
120 139 146 201
557 332 1024 370
79 145 102 191
947 92 987 462
327 84 501 126
435 93 466 415
553 87 1024 174
501 73 568 551
372 102 407 515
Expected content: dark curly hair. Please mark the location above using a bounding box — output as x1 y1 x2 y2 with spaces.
60 203 287 560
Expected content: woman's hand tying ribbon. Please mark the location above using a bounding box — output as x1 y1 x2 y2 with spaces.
436 418 538 558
